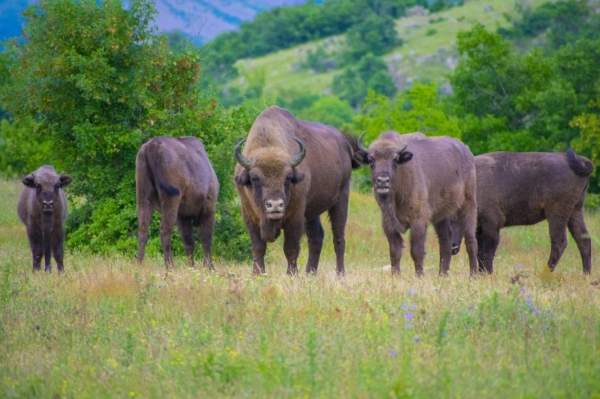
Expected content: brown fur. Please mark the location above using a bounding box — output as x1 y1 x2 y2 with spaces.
18 165 71 272
357 131 479 276
136 136 219 269
235 106 358 275
451 150 593 274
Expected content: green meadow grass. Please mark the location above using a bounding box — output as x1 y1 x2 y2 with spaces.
1 178 599 398
233 0 550 99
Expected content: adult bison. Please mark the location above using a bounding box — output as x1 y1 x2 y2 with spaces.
18 165 72 272
450 150 593 274
136 136 219 269
234 106 360 275
357 132 479 275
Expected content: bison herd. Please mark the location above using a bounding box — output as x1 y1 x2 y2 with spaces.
18 106 594 276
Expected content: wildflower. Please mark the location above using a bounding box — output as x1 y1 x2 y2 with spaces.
388 349 398 358
524 296 540 316
413 335 421 343
401 302 416 311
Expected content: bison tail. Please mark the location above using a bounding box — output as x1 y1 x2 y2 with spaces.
566 149 593 177
141 143 181 197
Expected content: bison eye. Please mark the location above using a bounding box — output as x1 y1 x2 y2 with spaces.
250 175 260 184
368 156 375 167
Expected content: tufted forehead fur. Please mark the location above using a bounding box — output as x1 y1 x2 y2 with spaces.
243 106 300 173
368 131 425 157
245 107 296 151
32 165 61 186
251 147 292 177
369 134 401 157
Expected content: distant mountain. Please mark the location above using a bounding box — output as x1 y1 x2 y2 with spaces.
155 0 306 44
0 0 306 45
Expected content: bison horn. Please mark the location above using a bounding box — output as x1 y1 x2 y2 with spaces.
358 132 368 152
289 138 306 167
234 139 254 169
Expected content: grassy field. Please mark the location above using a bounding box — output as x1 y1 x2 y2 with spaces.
233 0 550 99
1 177 600 398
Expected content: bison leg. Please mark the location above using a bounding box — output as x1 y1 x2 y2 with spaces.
43 234 52 273
178 217 195 267
384 227 403 275
328 188 349 276
547 216 569 271
434 219 452 276
136 201 152 263
283 220 304 275
568 209 592 274
28 228 43 272
410 223 427 276
305 217 324 274
476 222 500 274
159 200 180 268
52 230 65 273
198 211 216 270
457 205 479 276
244 216 266 274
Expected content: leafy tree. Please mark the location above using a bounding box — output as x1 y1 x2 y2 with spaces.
298 96 354 128
354 83 461 139
0 0 252 259
302 46 336 73
343 12 399 62
501 0 591 48
333 53 396 107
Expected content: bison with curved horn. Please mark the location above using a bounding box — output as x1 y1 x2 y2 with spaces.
234 106 361 275
356 132 479 276
136 136 219 269
450 150 593 274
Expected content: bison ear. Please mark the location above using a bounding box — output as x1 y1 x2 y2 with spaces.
22 174 36 188
59 174 72 187
235 170 251 186
395 151 413 165
291 170 305 184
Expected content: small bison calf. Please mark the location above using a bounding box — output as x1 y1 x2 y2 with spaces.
18 165 72 272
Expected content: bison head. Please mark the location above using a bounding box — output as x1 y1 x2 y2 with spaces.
23 172 71 214
235 138 306 234
357 142 413 195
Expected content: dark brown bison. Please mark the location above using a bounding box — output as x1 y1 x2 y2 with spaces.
234 106 360 275
357 132 479 275
136 136 219 269
450 150 593 274
18 165 72 272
